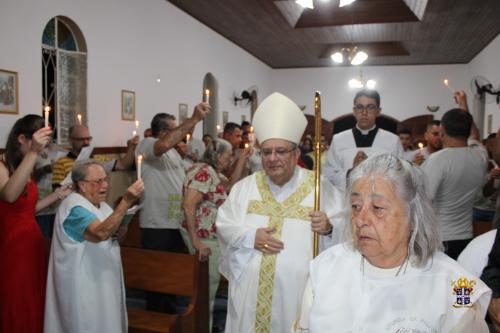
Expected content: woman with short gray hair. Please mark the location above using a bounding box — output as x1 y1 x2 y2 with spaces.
45 159 144 333
294 154 491 332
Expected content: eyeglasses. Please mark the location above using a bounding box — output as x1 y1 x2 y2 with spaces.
259 147 296 158
82 177 109 185
71 136 93 142
353 104 379 114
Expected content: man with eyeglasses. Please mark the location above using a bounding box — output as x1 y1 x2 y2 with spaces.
216 92 344 333
52 125 138 187
324 88 403 192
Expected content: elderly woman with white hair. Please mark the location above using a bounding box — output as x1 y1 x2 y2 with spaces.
294 154 491 332
44 160 143 333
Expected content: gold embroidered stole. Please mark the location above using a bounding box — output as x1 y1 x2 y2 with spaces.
247 170 314 333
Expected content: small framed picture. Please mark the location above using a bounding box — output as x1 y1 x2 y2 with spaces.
0 69 19 114
121 90 135 121
178 103 188 123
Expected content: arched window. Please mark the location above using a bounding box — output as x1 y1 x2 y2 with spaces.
42 16 87 144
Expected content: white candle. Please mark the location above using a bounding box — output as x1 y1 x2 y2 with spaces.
418 142 424 154
77 114 82 125
44 105 50 128
443 79 455 93
137 155 143 180
204 89 210 105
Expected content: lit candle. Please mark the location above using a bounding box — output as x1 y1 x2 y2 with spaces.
216 124 221 132
44 105 50 128
186 133 191 142
77 114 82 125
137 155 143 180
443 79 455 93
132 130 137 137
248 126 256 147
418 142 424 153
204 89 210 105
244 143 249 149
135 120 140 130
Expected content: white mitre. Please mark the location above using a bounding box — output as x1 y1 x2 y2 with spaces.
253 92 307 145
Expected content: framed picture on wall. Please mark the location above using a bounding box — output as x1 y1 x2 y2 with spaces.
178 103 188 123
0 69 19 114
223 111 229 126
121 90 135 121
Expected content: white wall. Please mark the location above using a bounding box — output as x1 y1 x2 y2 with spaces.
1 0 498 148
468 34 500 134
0 0 271 147
270 65 469 123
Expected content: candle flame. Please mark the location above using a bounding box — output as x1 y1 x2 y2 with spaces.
205 89 210 96
250 126 254 133
44 105 51 112
244 143 249 149
138 155 143 162
418 143 424 149
133 130 137 136
135 120 140 129
443 79 449 86
186 134 191 141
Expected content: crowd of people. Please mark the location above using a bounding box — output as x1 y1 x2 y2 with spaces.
1 88 500 333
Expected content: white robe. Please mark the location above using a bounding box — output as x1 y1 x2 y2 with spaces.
216 168 344 333
44 193 126 333
324 128 403 192
294 244 491 333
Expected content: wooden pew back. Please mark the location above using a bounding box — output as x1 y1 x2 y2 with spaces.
121 247 209 333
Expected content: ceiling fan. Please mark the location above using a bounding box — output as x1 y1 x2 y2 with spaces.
470 76 500 104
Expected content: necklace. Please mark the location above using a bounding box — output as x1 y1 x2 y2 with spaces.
360 254 410 277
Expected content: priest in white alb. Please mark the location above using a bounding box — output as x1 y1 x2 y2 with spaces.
216 92 344 333
323 88 403 192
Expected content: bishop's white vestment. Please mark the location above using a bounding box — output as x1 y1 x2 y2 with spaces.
44 193 126 333
324 128 403 192
216 167 344 333
294 244 491 333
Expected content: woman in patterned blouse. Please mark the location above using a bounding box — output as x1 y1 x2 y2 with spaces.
181 138 249 329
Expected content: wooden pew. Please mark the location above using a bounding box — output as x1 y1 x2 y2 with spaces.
121 247 209 333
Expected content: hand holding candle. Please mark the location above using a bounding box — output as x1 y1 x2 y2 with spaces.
137 155 143 180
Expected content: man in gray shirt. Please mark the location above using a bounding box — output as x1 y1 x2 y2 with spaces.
136 102 208 312
422 91 488 259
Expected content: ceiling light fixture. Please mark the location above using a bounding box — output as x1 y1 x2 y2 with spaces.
330 47 368 66
295 0 314 9
348 71 376 89
339 0 357 7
